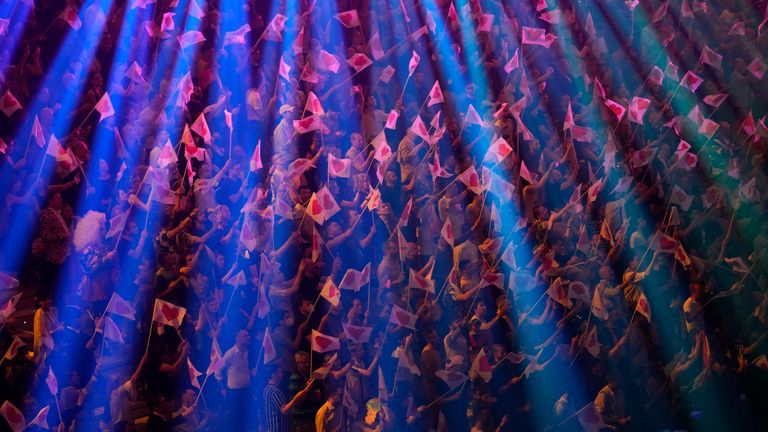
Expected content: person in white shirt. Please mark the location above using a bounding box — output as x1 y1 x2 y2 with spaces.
218 329 255 429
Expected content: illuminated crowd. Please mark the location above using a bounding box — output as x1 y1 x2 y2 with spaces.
0 0 767 431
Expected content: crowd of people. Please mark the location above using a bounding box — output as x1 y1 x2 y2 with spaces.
1 0 768 430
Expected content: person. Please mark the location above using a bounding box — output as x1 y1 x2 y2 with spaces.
217 329 255 429
315 387 343 432
594 374 631 429
110 355 148 432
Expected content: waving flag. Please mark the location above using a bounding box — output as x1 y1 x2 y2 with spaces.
152 299 187 328
28 406 48 430
328 153 351 178
635 292 651 321
32 115 46 147
681 70 704 92
335 10 360 27
191 113 212 143
436 369 469 388
312 353 338 380
408 50 420 76
604 99 626 121
317 50 340 73
263 327 277 364
408 268 435 293
339 264 371 291
472 348 493 382
106 292 136 320
157 140 178 169
370 32 385 60
311 330 340 353
628 97 651 124
347 53 373 73
94 92 115 122
3 337 25 360
320 278 340 307
0 401 25 432
427 81 443 107
522 26 555 48
0 90 22 117
178 30 206 48
389 304 417 329
342 323 373 344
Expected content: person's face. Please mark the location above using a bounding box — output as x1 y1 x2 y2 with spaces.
492 345 506 362
385 170 396 185
300 300 313 316
283 312 295 328
236 330 250 347
299 187 311 203
50 194 63 209
475 302 486 318
295 353 310 375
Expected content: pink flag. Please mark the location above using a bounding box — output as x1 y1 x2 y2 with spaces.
563 102 574 131
342 323 372 344
152 299 187 328
389 304 417 329
190 113 211 143
0 401 26 432
187 357 202 389
520 160 535 183
160 12 175 31
681 70 704 92
504 49 519 74
703 93 728 108
370 32 385 60
699 45 722 69
628 97 651 124
478 13 494 32
328 153 351 178
650 232 679 253
188 0 205 19
471 348 493 383
380 65 396 83
440 219 454 247
177 30 206 48
46 366 58 395
59 5 82 30
636 292 651 321
648 66 665 86
157 140 178 169
293 115 326 134
279 57 291 80
465 104 483 126
262 327 277 364
304 91 324 115
224 23 251 46
335 10 360 28
94 92 115 122
347 53 373 73
522 26 555 48
410 115 431 142
385 109 399 129
311 330 340 353
604 99 626 121
747 57 766 79
28 406 48 430
3 337 25 360
408 50 420 76
457 166 483 194
103 315 125 343
317 50 340 73
106 292 136 320
427 81 443 107
32 115 45 147
0 90 22 117
320 278 341 307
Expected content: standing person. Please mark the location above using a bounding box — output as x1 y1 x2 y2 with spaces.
315 387 343 432
289 351 324 432
217 329 255 430
110 355 148 432
264 365 318 432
